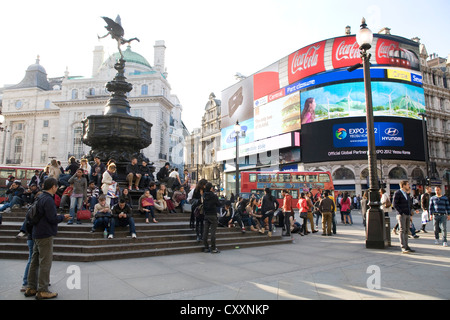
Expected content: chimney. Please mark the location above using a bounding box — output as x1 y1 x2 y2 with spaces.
92 46 104 77
378 27 391 35
345 25 351 35
154 40 166 75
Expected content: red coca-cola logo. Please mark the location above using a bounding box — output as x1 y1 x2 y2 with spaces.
288 41 325 84
332 36 362 69
376 39 399 65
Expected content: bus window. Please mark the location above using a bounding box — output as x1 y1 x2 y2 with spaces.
249 174 257 183
278 174 291 182
273 190 281 199
291 190 299 199
27 170 37 179
0 169 15 179
306 175 318 182
257 174 277 182
292 174 305 182
16 169 27 179
319 173 331 182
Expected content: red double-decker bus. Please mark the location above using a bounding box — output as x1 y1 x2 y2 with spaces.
240 171 334 207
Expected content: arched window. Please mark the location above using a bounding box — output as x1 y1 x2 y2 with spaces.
411 168 424 180
388 167 408 180
333 168 355 180
141 84 148 96
360 168 382 180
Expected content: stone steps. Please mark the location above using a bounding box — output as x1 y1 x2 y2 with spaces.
0 208 292 262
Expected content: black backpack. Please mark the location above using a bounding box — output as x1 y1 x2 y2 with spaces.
26 195 44 228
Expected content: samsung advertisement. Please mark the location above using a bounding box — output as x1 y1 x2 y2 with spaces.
301 116 425 163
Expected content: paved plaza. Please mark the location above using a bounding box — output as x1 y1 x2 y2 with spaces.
0 210 449 301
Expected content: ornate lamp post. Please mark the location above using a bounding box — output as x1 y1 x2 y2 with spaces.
357 18 386 249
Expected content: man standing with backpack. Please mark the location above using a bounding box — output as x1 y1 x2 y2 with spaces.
24 178 70 300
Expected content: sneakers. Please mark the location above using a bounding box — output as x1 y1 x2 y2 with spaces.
35 291 58 300
24 288 37 297
443 242 448 247
435 240 440 245
131 233 137 239
211 248 220 254
108 234 113 239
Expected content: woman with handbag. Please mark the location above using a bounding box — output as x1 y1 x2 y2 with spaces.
67 169 87 225
138 189 157 223
101 163 116 207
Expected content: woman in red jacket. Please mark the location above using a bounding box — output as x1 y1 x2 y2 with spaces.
297 192 309 236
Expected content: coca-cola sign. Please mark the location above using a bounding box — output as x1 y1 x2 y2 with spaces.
332 36 361 69
376 38 399 65
288 41 325 84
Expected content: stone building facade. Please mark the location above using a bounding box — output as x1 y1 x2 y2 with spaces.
0 41 189 171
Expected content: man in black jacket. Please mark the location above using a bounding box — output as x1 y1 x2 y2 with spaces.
259 188 279 237
1 181 26 212
156 162 170 183
393 180 416 253
109 199 136 239
24 178 70 299
202 182 221 253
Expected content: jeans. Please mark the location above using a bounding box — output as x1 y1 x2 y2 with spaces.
22 240 34 286
258 210 274 232
69 196 84 221
0 195 24 211
203 214 218 250
110 217 136 235
434 214 448 243
141 206 155 219
93 217 110 230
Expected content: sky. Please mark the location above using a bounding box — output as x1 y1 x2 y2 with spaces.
1 0 449 132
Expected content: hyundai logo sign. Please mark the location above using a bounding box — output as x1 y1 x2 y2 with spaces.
384 128 399 136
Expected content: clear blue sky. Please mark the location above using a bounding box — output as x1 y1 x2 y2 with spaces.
1 0 449 131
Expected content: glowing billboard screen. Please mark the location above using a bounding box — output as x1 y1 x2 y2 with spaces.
300 81 425 123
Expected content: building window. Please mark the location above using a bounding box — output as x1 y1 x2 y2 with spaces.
14 137 23 161
43 120 49 127
141 84 148 96
333 168 355 180
42 134 48 143
44 99 51 109
40 151 47 164
388 167 408 180
89 88 95 96
73 127 84 159
72 89 78 99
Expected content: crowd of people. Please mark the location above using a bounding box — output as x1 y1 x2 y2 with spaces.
2 155 449 299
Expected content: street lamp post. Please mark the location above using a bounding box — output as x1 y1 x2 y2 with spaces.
418 112 430 187
234 121 242 196
357 18 386 249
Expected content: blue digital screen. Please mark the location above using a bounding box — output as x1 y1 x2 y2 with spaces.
333 122 405 148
